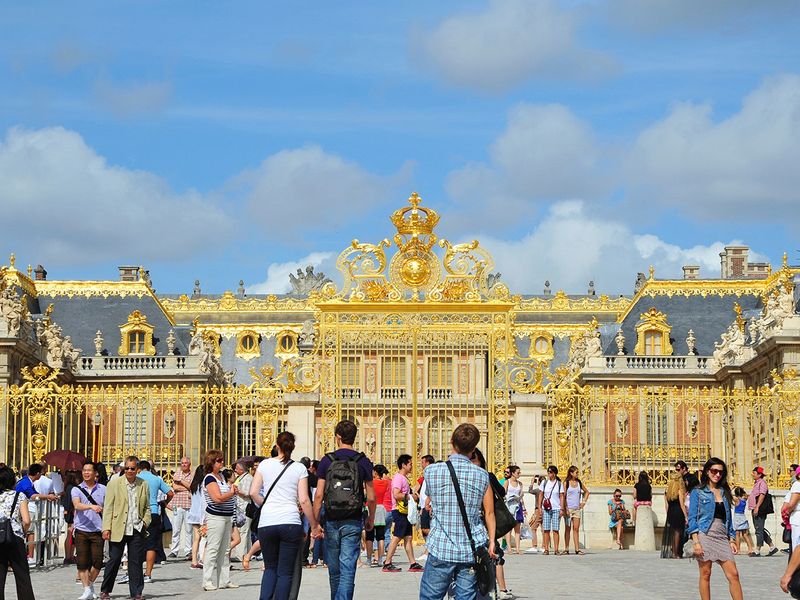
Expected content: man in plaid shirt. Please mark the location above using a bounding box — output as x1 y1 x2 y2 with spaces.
420 423 496 600
167 457 193 559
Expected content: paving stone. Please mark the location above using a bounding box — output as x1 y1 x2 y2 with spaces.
20 550 791 599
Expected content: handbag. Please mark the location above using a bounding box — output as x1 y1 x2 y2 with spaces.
782 523 792 544
682 538 697 560
493 497 516 539
407 496 419 525
374 504 387 527
542 480 557 511
446 461 495 597
0 492 19 545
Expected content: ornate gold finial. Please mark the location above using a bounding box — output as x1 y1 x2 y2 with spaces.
43 303 54 324
783 252 788 268
648 265 655 280
9 253 15 269
26 265 32 278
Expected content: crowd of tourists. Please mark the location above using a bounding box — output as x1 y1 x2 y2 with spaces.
1 426 800 600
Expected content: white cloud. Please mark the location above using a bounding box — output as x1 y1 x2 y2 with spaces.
0 126 233 266
93 78 173 117
239 145 410 241
627 74 800 219
413 0 616 92
474 200 751 294
445 103 603 230
248 251 335 294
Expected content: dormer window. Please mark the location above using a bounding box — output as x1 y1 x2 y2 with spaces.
634 308 673 356
118 310 155 356
236 330 261 360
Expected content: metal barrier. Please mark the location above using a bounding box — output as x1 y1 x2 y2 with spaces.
26 498 63 569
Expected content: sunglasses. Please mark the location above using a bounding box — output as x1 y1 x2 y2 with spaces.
124 467 137 471
215 458 224 463
709 468 724 475
614 495 621 499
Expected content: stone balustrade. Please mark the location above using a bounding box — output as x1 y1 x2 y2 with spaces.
77 354 199 376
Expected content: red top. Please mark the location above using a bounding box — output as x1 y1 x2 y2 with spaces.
373 478 392 511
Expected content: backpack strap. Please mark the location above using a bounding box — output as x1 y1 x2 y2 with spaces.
325 452 337 463
349 452 365 463
8 491 19 516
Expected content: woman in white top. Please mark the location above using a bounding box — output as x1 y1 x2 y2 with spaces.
780 465 800 593
187 465 207 569
250 431 319 600
504 465 525 554
563 465 590 555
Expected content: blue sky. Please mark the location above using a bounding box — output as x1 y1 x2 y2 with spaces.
1 1 799 296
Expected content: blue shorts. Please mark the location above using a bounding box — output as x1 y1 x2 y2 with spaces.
391 510 412 538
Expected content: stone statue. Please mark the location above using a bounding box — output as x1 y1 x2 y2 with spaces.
752 285 797 343
298 320 316 353
710 322 747 371
634 272 647 293
687 410 699 439
0 286 24 337
166 329 176 355
237 280 246 297
94 330 103 356
588 281 596 296
164 410 176 439
543 280 551 296
685 329 696 355
288 266 332 296
61 336 81 371
748 317 763 345
192 279 202 299
189 329 225 384
487 272 502 288
615 329 625 355
585 329 603 359
615 410 629 439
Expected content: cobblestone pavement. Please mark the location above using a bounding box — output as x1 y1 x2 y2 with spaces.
21 550 792 600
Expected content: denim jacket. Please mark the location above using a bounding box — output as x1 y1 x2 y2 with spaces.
687 485 735 540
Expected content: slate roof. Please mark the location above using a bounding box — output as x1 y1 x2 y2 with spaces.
606 293 763 356
34 294 189 356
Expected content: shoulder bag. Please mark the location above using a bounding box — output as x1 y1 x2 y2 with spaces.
0 492 20 545
542 480 557 511
446 461 495 597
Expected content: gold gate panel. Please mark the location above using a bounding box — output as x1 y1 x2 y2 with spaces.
544 368 800 487
1 365 288 472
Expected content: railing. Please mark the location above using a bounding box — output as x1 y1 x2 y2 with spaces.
426 388 453 400
26 498 63 569
380 387 407 400
339 387 362 400
607 443 712 462
603 355 709 370
79 354 192 372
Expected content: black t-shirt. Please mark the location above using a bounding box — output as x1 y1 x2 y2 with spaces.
634 481 652 502
713 501 726 520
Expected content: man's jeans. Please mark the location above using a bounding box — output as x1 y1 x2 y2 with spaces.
419 554 477 600
324 519 363 600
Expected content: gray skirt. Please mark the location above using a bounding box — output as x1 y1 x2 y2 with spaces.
698 518 735 563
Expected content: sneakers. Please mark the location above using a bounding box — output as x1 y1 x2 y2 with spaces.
382 563 402 572
78 588 94 600
221 583 240 589
27 558 37 567
168 552 178 559
99 594 111 600
498 590 515 600
525 547 542 553
768 547 779 557
143 575 153 583
203 584 218 591
408 563 424 572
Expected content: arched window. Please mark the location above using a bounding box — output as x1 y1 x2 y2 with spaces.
236 331 261 360
276 330 298 357
427 415 453 461
118 311 155 356
381 415 406 466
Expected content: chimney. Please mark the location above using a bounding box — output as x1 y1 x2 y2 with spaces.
682 265 700 280
720 246 749 279
33 265 47 281
118 266 139 282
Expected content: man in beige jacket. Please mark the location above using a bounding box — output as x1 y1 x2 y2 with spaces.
100 455 151 600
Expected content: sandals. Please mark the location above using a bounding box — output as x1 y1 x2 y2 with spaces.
576 550 585 555
543 549 550 555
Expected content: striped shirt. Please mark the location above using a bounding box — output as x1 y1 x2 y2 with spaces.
425 453 489 564
203 474 234 517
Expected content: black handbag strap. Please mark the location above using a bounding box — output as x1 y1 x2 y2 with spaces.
262 460 294 505
446 460 477 560
7 491 19 516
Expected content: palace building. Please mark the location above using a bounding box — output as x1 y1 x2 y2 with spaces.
1 193 799 492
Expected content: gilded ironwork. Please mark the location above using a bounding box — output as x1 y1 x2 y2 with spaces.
634 308 673 356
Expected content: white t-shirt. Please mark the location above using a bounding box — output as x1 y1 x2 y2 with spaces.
789 480 800 527
49 472 64 495
540 478 563 508
34 475 54 495
256 458 308 527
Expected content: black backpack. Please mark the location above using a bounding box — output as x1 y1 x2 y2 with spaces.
323 451 365 521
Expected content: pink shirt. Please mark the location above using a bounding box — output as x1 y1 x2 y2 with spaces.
748 478 768 509
391 473 410 511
